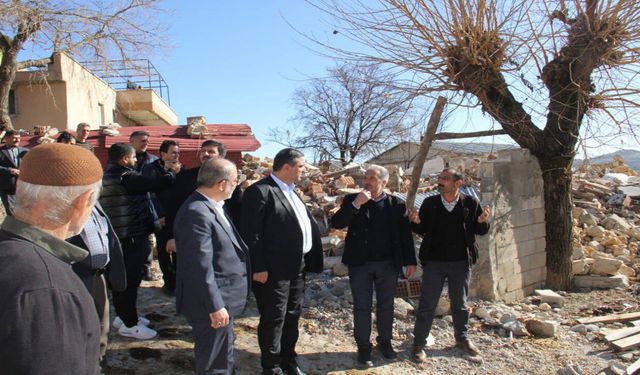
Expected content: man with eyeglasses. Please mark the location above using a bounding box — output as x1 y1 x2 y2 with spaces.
175 158 249 375
408 168 490 362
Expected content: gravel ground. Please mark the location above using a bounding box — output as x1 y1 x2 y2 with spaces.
103 265 640 375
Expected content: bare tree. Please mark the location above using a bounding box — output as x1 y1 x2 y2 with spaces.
271 64 422 166
0 0 167 129
310 0 640 289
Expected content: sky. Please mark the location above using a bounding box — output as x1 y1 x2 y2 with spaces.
17 1 640 160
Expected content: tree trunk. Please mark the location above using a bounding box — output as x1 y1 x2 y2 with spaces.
0 49 18 130
538 156 574 290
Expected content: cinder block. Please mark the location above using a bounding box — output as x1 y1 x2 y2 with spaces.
514 239 540 258
506 272 524 292
522 267 546 287
511 210 537 228
531 223 546 239
519 252 547 272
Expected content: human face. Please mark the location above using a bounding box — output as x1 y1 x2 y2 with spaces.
285 157 306 184
199 145 220 164
131 135 149 153
437 170 460 195
161 145 180 162
77 125 90 141
364 169 387 197
123 152 137 168
5 134 20 147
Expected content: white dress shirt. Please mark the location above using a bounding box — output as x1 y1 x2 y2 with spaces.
271 174 313 254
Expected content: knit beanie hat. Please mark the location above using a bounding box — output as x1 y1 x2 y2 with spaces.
20 143 103 186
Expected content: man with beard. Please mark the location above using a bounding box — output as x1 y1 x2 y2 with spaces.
409 168 490 362
100 143 178 340
175 158 250 375
240 148 323 375
0 143 103 374
331 165 417 367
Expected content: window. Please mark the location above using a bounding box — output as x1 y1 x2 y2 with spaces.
8 89 16 115
98 103 105 126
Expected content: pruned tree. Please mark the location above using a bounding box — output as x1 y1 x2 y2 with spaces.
0 0 166 129
271 63 423 166
309 0 640 289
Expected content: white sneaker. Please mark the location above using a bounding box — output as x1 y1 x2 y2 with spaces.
112 316 150 330
118 323 157 340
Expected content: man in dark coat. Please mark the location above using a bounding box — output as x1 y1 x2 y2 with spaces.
0 143 103 374
175 158 250 375
409 168 490 362
99 142 177 340
331 164 417 367
240 148 323 375
0 130 28 215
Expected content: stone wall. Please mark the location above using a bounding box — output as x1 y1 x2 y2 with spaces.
471 149 547 303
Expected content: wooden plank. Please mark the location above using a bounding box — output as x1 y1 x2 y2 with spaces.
626 357 640 375
605 326 640 342
611 332 640 351
576 312 640 325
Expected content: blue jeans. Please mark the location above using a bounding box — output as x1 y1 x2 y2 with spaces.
413 260 471 347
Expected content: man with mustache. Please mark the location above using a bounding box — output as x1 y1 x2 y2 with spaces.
331 165 416 367
409 168 490 361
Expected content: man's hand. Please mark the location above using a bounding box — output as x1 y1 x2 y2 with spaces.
168 161 182 173
166 239 176 253
405 265 416 279
408 208 420 224
158 217 166 227
9 168 19 176
209 308 229 329
352 189 372 209
478 206 490 223
253 271 268 284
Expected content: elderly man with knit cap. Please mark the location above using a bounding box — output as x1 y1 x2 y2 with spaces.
0 143 102 374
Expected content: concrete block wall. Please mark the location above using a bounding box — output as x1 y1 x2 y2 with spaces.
471 149 547 303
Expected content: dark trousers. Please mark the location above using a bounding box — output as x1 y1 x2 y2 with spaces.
157 231 176 289
112 235 152 327
252 272 305 370
348 260 398 350
0 192 15 216
190 318 235 375
413 260 471 347
80 273 109 359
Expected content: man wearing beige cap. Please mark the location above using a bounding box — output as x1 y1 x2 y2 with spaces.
0 143 102 374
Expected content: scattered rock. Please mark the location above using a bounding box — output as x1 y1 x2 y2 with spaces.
525 319 559 338
534 289 565 306
556 364 583 375
503 320 528 336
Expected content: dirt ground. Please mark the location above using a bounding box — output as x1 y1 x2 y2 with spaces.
103 263 640 375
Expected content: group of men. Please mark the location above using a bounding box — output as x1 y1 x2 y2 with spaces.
0 123 490 375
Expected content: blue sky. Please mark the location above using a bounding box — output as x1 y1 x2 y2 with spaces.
153 1 339 158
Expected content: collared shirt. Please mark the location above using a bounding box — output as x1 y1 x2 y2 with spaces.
1 215 88 264
271 173 312 254
197 190 232 231
441 193 460 212
80 207 110 270
352 192 387 209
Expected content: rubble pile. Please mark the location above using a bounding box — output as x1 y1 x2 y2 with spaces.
572 156 640 289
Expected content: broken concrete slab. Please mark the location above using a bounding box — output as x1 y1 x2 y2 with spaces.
534 289 565 306
573 274 629 289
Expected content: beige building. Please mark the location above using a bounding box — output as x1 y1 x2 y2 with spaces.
10 52 177 131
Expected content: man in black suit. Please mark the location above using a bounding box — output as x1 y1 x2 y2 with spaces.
240 148 323 375
175 158 249 375
0 130 28 215
331 165 417 367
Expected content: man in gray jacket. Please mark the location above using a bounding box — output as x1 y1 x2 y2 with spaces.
175 158 250 375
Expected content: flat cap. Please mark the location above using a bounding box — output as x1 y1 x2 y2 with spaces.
20 143 103 186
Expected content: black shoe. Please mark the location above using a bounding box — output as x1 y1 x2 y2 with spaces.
377 342 398 360
357 349 374 368
281 364 306 375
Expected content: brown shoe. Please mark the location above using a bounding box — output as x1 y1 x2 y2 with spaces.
455 339 480 356
412 346 427 363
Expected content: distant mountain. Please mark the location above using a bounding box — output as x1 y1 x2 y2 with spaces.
575 149 640 172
